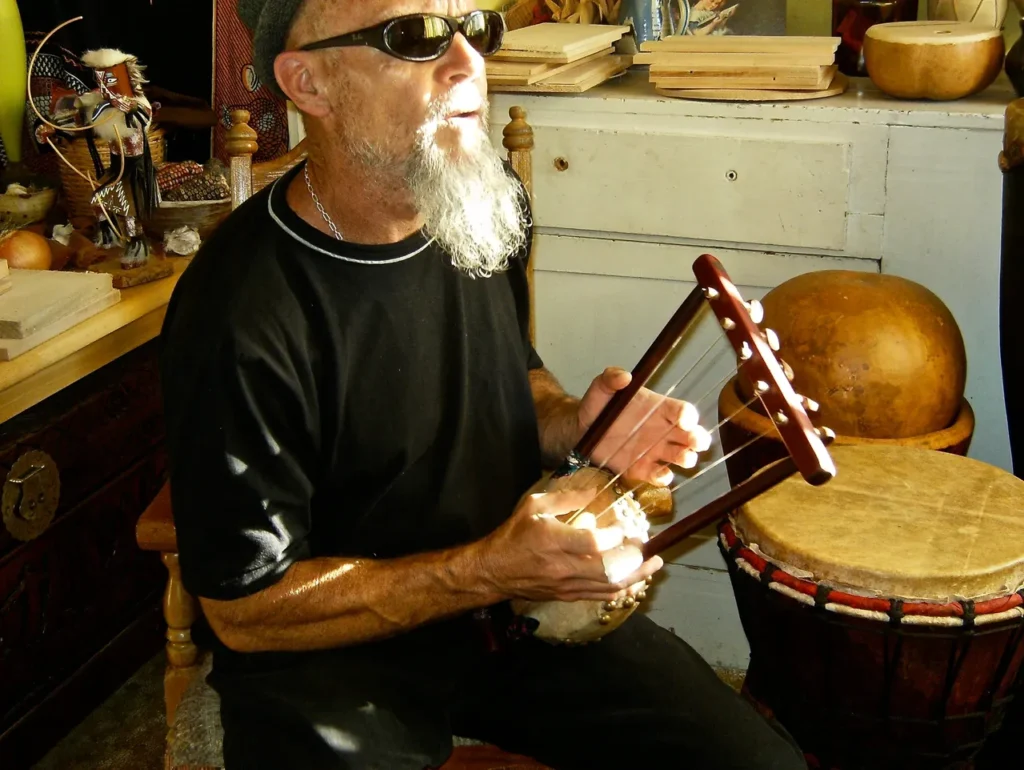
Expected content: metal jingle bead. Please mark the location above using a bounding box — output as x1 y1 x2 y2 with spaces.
623 596 636 609
637 591 647 601
599 614 611 625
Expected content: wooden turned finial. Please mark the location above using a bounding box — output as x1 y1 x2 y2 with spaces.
225 109 259 157
503 106 534 154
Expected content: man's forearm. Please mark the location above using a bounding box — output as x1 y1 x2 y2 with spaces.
529 367 583 467
200 543 504 653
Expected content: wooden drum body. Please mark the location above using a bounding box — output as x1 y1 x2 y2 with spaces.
719 445 1024 769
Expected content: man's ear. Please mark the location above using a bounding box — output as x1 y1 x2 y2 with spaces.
274 52 331 118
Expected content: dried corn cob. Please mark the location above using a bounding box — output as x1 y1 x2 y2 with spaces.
163 172 231 202
157 161 205 194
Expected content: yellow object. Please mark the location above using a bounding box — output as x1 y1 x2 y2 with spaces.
0 0 27 164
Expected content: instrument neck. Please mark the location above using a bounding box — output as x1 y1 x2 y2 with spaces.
642 456 800 560
555 285 706 477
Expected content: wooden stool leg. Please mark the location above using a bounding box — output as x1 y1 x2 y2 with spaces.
161 552 199 726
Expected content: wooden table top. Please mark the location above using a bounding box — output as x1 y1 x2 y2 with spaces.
0 257 190 425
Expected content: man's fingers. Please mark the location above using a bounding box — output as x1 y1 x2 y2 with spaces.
549 556 663 600
557 522 626 556
600 366 632 392
661 397 700 432
690 425 713 453
657 443 700 471
647 463 675 487
602 543 644 583
526 489 595 518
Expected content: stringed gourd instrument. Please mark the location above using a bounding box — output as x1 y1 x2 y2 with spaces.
511 253 837 644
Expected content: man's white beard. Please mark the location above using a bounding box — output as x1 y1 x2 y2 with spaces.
404 106 529 278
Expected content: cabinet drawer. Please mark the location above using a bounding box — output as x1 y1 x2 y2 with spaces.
0 449 166 727
528 126 852 251
0 342 164 560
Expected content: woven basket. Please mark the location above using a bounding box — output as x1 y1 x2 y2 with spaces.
142 198 232 242
54 125 166 220
505 0 549 29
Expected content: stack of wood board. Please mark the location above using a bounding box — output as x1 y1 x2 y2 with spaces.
487 23 633 93
636 35 847 101
0 269 120 361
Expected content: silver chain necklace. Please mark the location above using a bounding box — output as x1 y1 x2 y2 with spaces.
304 163 344 241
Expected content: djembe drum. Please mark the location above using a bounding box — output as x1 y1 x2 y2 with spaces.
720 444 1024 769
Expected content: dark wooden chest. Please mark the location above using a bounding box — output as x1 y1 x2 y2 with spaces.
0 340 168 768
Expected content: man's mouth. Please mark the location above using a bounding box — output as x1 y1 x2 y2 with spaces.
445 109 482 121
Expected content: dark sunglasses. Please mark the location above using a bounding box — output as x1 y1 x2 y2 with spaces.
299 10 506 62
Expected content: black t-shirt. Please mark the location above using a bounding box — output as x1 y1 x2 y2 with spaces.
159 161 544 605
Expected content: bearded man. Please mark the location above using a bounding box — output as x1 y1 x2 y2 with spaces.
158 2 808 769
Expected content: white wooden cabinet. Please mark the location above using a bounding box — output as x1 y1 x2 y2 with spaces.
489 71 1017 669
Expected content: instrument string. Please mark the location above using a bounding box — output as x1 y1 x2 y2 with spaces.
585 351 751 507
574 391 762 525
636 425 775 518
582 332 727 475
560 335 734 526
566 356 753 524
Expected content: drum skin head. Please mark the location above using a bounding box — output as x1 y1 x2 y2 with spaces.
732 444 1024 604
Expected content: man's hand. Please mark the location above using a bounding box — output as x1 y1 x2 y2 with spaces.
578 367 712 487
200 483 659 654
477 487 662 604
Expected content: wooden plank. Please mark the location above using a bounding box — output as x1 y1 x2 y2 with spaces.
640 34 840 54
0 288 121 361
487 48 613 85
0 257 188 407
0 269 114 339
491 23 629 63
634 51 836 67
656 73 848 103
489 55 631 94
652 65 837 91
